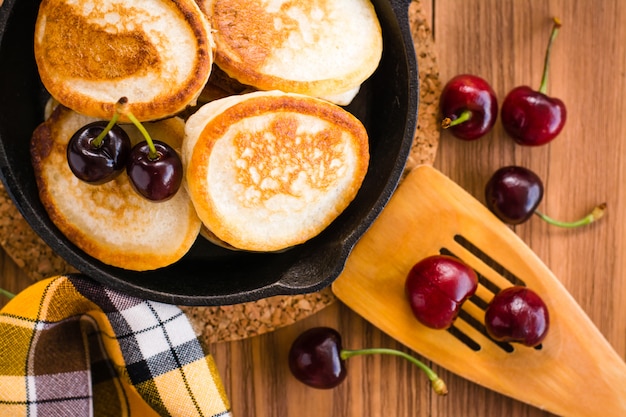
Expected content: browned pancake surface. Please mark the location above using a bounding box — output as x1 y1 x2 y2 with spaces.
35 0 213 122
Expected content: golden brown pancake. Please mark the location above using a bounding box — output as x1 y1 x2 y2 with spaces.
199 0 382 101
34 0 214 122
183 90 370 252
30 105 201 271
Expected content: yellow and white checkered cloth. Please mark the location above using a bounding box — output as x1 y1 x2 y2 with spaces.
0 274 232 416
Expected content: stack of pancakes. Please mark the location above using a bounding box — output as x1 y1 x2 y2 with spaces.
31 0 382 270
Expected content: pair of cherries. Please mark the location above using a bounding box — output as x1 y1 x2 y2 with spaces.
66 97 182 201
405 255 549 347
440 17 565 146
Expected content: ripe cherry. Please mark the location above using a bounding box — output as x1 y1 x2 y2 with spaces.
485 166 543 225
501 17 566 146
67 119 131 184
288 327 447 394
120 102 183 202
405 255 478 330
485 165 606 227
288 327 346 389
485 286 549 347
127 140 183 202
440 74 498 140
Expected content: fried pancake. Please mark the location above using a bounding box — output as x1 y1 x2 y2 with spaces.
183 90 370 252
30 106 201 271
34 0 214 122
200 0 382 101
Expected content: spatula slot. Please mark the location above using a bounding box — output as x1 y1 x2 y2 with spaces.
469 294 490 310
457 310 515 353
453 234 526 287
446 325 481 351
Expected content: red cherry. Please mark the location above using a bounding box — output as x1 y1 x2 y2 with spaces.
485 165 607 227
501 86 566 146
440 74 498 140
485 286 549 347
67 121 131 184
288 327 347 389
485 165 544 225
501 17 566 146
405 255 478 329
117 99 183 202
288 327 448 394
127 140 182 202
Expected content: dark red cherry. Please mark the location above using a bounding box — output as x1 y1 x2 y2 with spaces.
485 286 549 347
485 165 543 225
288 327 448 394
485 165 606 227
405 255 478 329
288 327 347 389
67 121 131 184
501 17 566 146
126 140 183 201
501 86 566 146
439 74 498 140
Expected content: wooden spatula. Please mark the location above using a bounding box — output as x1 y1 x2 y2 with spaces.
332 165 626 416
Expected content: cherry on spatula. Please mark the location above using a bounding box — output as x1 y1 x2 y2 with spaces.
485 286 549 347
405 254 478 329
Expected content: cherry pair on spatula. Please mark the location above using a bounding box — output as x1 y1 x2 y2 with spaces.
405 255 549 347
66 97 182 201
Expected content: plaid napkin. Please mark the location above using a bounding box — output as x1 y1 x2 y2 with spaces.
0 274 232 417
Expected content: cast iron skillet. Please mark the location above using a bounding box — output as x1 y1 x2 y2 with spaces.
0 0 418 306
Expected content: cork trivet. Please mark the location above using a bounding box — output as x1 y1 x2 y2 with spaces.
0 0 441 344
405 0 442 172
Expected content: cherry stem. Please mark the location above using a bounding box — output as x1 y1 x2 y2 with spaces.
340 348 448 396
441 110 472 129
126 112 158 160
0 287 15 299
534 202 606 228
116 97 158 160
92 111 121 148
539 17 562 95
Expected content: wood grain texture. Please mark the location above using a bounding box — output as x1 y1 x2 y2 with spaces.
1 1 625 416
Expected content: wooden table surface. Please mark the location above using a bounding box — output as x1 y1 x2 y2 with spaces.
2 0 625 416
